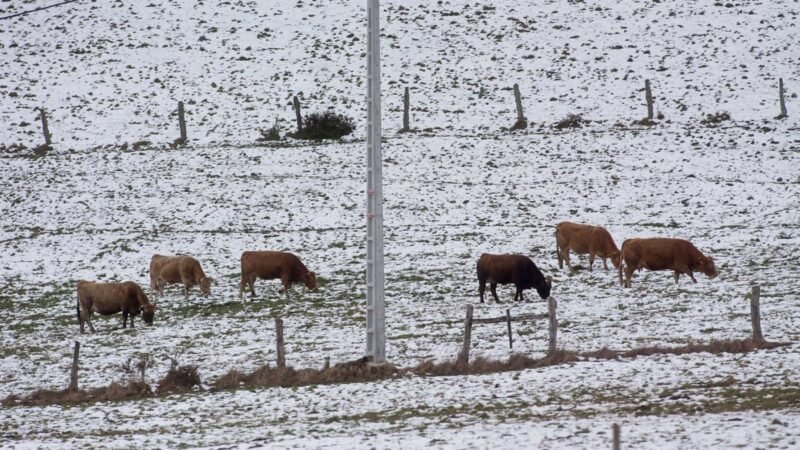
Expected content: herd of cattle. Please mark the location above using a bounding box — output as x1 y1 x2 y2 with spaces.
74 222 718 333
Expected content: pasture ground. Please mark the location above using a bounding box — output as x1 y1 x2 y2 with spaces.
1 125 798 448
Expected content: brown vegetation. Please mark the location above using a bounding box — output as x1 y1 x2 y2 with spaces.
157 365 201 395
582 338 789 360
3 339 790 408
1 380 152 407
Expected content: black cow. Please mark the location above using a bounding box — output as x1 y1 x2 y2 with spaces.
477 253 552 303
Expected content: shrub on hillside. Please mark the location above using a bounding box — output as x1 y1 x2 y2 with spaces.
257 118 281 142
554 113 588 130
290 111 355 140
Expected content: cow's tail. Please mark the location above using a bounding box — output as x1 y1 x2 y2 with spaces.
618 240 626 287
76 290 81 324
554 229 560 265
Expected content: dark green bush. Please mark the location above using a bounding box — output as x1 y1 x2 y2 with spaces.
554 113 588 130
290 111 355 140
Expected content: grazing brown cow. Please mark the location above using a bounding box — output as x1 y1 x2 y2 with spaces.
149 254 212 298
477 253 552 303
556 221 621 272
239 251 318 299
619 238 718 288
76 280 157 333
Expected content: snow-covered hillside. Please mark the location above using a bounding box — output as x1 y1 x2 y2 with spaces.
1 1 799 449
1 0 798 148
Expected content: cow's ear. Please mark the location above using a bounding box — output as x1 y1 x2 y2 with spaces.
698 256 707 264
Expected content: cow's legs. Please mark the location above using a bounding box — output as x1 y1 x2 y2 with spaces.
674 271 680 284
85 311 96 334
563 249 572 271
78 307 86 334
87 316 96 334
556 240 564 269
248 275 257 297
280 273 292 296
624 265 636 288
238 275 246 299
588 253 595 272
156 278 166 296
602 257 609 271
478 278 486 303
122 311 129 328
181 274 192 299
490 282 501 303
150 276 158 297
688 271 697 283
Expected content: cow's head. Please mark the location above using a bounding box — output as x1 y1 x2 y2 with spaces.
304 272 319 291
610 252 622 269
699 256 718 279
536 276 553 299
199 277 212 296
140 304 157 325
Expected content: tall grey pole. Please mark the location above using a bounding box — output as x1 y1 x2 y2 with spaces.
365 0 386 363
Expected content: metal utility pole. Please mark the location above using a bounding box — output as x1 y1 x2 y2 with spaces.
365 0 386 363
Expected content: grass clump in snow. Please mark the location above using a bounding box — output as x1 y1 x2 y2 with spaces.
289 111 355 140
1 381 153 407
157 351 201 394
581 338 789 360
257 118 281 142
554 113 588 130
213 356 398 390
701 111 731 126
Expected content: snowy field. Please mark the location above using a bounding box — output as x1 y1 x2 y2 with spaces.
2 0 800 448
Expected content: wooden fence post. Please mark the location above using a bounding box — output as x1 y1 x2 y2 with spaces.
293 96 302 132
177 101 187 144
39 108 52 146
612 423 621 450
511 83 527 130
750 285 764 345
275 318 286 368
778 78 788 119
645 79 654 120
458 304 473 366
69 341 80 392
506 309 513 349
548 297 557 354
402 86 410 131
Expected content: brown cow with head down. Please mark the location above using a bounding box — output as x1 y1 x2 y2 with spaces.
556 221 621 272
150 254 212 298
477 253 552 303
76 280 157 333
619 238 718 288
239 251 318 299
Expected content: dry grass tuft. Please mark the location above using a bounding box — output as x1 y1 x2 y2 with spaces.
213 369 246 390
212 358 399 391
157 365 201 395
5 338 790 407
1 380 153 407
410 350 578 377
98 380 153 401
580 339 790 361
582 347 621 360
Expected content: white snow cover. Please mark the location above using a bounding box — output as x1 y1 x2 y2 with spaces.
1 0 799 448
